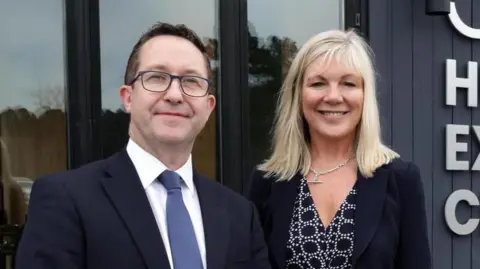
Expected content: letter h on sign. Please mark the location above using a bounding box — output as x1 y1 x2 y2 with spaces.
446 59 478 107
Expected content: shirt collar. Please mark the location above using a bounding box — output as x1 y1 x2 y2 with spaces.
126 139 195 196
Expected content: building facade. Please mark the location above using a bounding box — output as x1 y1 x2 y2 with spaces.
0 0 478 268
369 1 480 268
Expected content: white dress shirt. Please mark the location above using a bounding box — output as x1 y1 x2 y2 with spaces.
126 139 206 269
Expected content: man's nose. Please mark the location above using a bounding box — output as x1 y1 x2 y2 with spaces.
163 79 184 103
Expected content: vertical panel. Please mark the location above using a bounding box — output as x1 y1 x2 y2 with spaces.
344 0 369 37
219 0 248 192
412 0 434 251
238 0 251 193
471 0 480 267
451 1 473 268
64 0 102 168
432 9 454 269
368 0 392 145
391 0 413 159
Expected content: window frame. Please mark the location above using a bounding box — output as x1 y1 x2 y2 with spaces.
64 0 102 168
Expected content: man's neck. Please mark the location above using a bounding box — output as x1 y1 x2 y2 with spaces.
130 137 193 171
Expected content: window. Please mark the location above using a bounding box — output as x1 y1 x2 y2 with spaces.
247 0 345 166
0 0 66 267
99 0 219 179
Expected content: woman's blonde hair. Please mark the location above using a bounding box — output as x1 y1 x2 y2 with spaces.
258 29 399 181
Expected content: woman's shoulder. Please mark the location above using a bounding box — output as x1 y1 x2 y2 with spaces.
245 168 279 213
382 158 420 178
381 158 424 196
248 168 277 194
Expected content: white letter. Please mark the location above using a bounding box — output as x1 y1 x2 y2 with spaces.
448 2 480 40
471 125 480 171
446 124 469 171
446 59 478 107
445 189 479 236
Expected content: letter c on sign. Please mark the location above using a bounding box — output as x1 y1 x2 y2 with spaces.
448 1 480 40
445 189 479 235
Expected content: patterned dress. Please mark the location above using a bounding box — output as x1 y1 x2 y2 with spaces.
285 178 358 269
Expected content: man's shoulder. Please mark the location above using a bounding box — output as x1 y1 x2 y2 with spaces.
35 153 115 189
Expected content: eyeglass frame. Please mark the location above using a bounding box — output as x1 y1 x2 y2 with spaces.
128 70 212 97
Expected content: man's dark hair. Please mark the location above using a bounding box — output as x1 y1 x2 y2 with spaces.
124 22 212 86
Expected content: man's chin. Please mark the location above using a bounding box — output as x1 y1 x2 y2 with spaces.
153 132 191 145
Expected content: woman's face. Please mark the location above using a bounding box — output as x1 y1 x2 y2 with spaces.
301 56 364 141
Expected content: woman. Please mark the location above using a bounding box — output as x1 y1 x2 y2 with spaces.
247 29 431 269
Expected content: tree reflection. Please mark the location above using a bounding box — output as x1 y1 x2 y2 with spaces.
248 22 299 166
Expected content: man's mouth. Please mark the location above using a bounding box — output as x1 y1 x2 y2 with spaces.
156 112 187 117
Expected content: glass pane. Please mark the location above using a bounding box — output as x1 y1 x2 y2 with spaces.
99 1 218 179
0 0 66 267
248 0 344 166
0 0 66 221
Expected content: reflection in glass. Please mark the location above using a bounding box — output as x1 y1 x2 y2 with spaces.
248 0 344 166
0 0 66 267
99 1 218 179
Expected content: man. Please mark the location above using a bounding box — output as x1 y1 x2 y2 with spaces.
15 22 270 269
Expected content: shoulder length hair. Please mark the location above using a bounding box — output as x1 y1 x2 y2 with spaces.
258 29 399 181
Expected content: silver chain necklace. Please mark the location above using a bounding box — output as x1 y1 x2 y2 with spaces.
307 155 356 184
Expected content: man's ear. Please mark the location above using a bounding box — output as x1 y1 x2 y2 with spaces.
119 85 133 113
207 94 216 114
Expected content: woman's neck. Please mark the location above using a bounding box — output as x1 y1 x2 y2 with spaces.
309 135 356 170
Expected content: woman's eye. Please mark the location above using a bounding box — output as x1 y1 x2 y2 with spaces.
311 82 325 87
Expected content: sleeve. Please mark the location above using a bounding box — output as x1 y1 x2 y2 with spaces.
395 162 432 269
15 176 85 269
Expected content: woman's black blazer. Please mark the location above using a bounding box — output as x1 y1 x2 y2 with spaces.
247 158 431 269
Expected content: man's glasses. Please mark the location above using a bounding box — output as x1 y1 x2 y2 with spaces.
129 71 211 97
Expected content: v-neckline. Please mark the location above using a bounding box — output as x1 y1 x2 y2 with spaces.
304 178 356 230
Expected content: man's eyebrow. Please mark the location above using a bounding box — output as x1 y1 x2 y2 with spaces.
143 65 204 77
145 64 168 71
182 69 203 76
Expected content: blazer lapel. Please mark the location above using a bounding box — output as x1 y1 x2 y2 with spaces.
352 167 390 264
101 150 170 269
270 173 301 269
194 172 230 269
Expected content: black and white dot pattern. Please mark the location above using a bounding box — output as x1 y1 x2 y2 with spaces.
285 178 357 269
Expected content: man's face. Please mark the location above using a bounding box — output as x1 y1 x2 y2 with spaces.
120 35 216 147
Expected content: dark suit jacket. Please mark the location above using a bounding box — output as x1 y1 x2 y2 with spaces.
15 149 271 269
247 158 431 269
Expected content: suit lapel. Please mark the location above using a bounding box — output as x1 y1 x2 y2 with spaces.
352 167 390 263
194 172 229 269
101 150 170 269
270 173 301 269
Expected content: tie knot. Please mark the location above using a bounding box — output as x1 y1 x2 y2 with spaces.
158 170 182 191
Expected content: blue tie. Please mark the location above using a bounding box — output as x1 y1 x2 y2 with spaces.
158 170 203 269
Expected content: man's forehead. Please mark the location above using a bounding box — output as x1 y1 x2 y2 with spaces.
137 36 208 75
140 35 201 54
